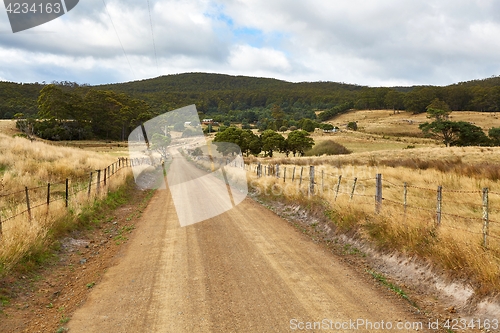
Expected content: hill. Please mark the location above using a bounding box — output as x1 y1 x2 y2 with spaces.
96 72 365 114
4 72 500 124
0 81 44 119
98 72 364 94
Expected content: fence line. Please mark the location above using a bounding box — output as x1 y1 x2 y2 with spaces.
0 157 154 240
249 162 500 249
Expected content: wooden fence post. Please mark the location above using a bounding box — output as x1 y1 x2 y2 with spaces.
334 175 342 201
436 186 442 226
299 167 304 186
483 187 489 248
350 177 357 200
96 170 101 194
375 174 382 214
309 166 315 196
104 168 107 187
283 167 286 183
88 172 93 198
47 182 51 206
0 215 2 238
257 162 261 178
65 179 69 208
25 186 31 220
292 167 296 182
276 164 280 179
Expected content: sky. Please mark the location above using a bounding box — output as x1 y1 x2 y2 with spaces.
1 0 500 87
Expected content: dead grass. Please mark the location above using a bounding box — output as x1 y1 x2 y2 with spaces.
310 109 500 154
0 133 130 275
325 109 500 135
246 152 500 294
0 120 19 137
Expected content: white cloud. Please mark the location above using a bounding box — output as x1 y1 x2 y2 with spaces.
228 45 290 72
1 0 500 85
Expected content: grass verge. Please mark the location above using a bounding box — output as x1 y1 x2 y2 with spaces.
367 269 418 308
248 167 500 296
0 175 147 278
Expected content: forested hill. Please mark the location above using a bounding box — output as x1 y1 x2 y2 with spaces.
4 72 500 121
98 72 363 94
96 72 365 114
0 81 44 119
99 72 500 115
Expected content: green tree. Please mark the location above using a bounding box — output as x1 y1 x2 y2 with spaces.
240 129 261 156
182 128 198 137
320 123 334 131
286 130 315 156
385 90 404 113
271 104 286 129
213 126 243 156
261 130 285 157
404 87 438 114
242 120 251 129
419 121 458 147
150 133 171 160
173 122 185 132
192 147 203 156
489 127 500 146
426 98 451 121
419 120 488 147
37 84 86 122
347 121 358 131
299 118 316 132
453 122 489 146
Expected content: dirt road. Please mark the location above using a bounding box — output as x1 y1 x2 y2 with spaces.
67 153 431 332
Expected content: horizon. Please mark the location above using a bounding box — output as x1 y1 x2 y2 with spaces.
1 71 497 89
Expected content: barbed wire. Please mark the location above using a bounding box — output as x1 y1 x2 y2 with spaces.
445 224 483 235
0 159 136 227
383 180 404 187
442 189 482 194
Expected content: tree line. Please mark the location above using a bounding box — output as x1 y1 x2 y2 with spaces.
16 84 153 141
6 73 500 141
212 127 315 158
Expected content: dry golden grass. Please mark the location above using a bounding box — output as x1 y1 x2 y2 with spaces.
313 109 500 153
0 133 130 273
246 153 500 293
0 120 18 137
326 109 500 135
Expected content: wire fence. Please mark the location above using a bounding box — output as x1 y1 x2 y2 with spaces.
246 162 500 250
0 157 153 240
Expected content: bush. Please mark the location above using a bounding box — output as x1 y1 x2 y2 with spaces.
305 140 351 156
347 121 358 131
182 128 198 137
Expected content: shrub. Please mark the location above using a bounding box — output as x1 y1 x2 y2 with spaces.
347 121 358 131
305 140 351 156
